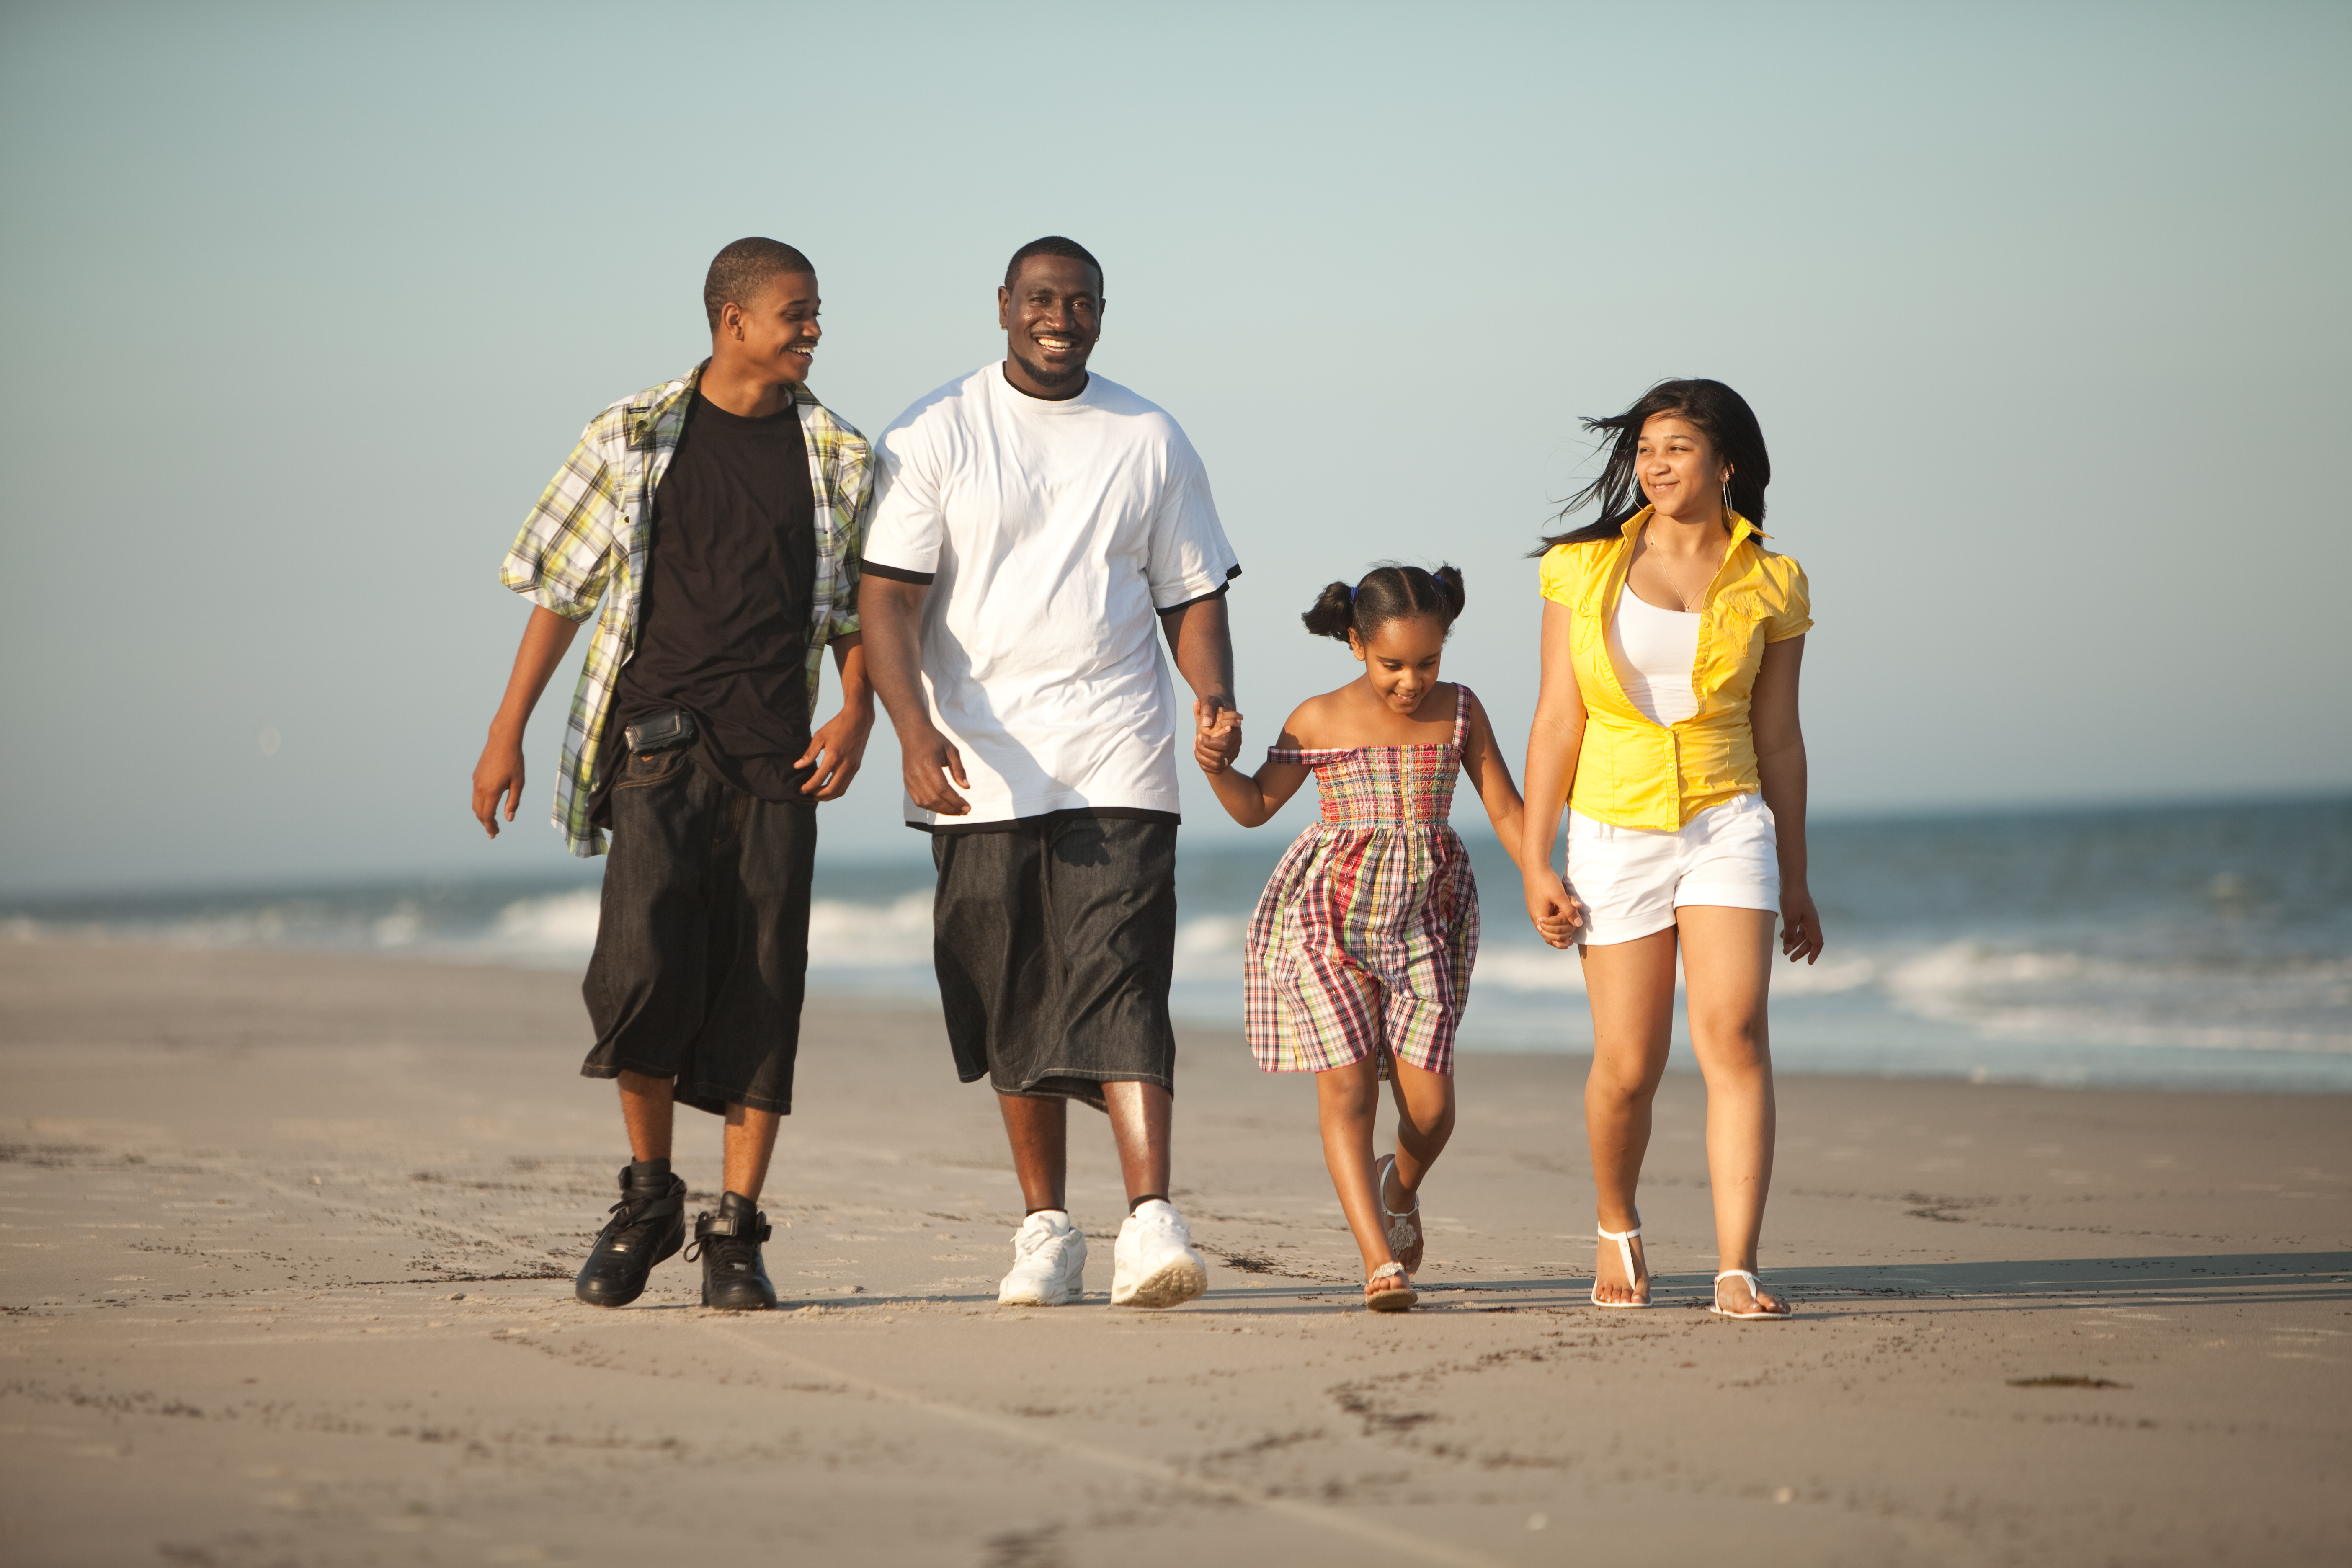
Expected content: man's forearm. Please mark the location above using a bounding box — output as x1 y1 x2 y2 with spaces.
1163 594 1235 706
856 578 935 735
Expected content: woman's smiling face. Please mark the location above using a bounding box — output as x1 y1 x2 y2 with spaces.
1349 615 1447 714
1635 413 1732 523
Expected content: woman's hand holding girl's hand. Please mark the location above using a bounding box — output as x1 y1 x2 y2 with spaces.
1194 706 1243 774
1523 865 1587 951
1777 885 1825 965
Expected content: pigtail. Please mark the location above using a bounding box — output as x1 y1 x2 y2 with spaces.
1300 581 1357 642
1429 564 1466 624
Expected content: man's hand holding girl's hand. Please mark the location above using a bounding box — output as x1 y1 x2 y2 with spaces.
1194 702 1243 774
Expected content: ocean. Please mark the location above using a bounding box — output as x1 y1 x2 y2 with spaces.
7 795 2347 1093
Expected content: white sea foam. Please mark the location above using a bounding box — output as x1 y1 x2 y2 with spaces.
10 789 2348 1091
487 890 601 954
1879 941 2352 1053
808 893 934 968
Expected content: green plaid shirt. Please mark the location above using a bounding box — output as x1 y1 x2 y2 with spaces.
501 364 873 856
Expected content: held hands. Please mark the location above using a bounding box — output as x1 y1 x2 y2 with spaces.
796 708 874 802
1194 699 1242 774
903 723 971 816
1522 863 1589 950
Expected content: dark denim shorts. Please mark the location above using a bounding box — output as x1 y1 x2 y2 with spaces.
579 746 816 1117
931 812 1178 1107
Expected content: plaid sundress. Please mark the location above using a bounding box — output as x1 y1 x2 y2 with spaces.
1243 684 1480 1075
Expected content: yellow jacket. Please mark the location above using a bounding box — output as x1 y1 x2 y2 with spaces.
1538 510 1812 830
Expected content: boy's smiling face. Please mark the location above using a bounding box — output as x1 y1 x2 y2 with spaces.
1349 615 1447 716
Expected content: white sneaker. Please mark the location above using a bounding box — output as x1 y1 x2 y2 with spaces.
1111 1199 1209 1308
998 1210 1087 1305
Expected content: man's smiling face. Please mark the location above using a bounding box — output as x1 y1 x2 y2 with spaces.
997 255 1102 398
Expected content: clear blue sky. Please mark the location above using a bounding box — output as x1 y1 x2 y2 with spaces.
2 0 2345 895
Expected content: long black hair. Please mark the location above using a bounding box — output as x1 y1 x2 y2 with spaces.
1537 379 1771 550
1301 564 1466 644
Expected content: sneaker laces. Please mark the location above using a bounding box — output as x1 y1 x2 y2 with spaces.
689 1228 761 1272
684 1206 771 1265
1013 1214 1070 1259
602 1179 681 1239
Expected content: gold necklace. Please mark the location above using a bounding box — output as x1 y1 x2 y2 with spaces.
1638 549 1715 612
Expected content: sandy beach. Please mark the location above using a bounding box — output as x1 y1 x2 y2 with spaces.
2 937 2347 1566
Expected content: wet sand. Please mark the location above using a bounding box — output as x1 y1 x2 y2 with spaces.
2 937 2347 1566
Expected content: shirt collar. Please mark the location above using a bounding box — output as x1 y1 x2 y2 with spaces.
625 361 819 446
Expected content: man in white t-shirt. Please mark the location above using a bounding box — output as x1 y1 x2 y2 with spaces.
860 236 1242 1310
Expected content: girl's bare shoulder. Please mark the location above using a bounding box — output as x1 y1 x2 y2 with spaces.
1279 686 1360 750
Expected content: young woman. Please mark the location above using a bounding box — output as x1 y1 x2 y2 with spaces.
1519 379 1823 1320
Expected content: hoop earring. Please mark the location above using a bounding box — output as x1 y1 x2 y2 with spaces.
1720 482 1736 523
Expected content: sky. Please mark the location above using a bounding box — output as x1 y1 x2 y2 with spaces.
1 0 2346 896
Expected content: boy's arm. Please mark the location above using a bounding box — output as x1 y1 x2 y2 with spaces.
1458 692 1529 869
471 605 583 839
797 634 874 801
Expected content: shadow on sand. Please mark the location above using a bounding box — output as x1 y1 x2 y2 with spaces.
1366 1251 2352 1315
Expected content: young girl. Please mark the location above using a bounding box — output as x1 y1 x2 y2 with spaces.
1196 565 1529 1311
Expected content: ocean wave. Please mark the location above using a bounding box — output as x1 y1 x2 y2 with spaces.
1879 941 2352 1053
12 885 2346 1061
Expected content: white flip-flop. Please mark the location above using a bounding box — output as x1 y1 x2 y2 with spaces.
1710 1268 1792 1320
1593 1217 1651 1308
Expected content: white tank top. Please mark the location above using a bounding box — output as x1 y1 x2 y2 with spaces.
1606 589 1701 726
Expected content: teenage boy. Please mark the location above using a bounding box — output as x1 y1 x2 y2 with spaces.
470 237 874 1312
860 236 1241 1309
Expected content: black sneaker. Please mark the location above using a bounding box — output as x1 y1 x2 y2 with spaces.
686 1191 777 1310
573 1165 687 1308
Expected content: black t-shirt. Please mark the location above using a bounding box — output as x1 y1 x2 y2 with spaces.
599 392 818 818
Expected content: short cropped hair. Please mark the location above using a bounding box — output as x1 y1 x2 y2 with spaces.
1004 235 1104 296
704 237 814 329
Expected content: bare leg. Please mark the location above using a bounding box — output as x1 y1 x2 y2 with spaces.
1101 1081 1173 1206
997 1092 1068 1214
617 1070 675 1162
1579 928 1679 1305
1677 905 1788 1316
1385 1059 1457 1197
721 1105 781 1204
1315 1057 1405 1294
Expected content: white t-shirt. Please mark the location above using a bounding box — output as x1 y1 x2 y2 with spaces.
863 365 1241 827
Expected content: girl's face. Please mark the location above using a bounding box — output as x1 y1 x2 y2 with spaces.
1635 413 1732 524
1349 615 1447 714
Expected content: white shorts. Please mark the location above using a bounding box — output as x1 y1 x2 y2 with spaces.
1566 792 1780 946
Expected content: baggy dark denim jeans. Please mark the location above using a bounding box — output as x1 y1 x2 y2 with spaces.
580 746 816 1116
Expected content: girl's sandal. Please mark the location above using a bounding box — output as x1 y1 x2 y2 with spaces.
1375 1153 1424 1275
1593 1217 1651 1308
1710 1269 1792 1320
1364 1261 1417 1313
